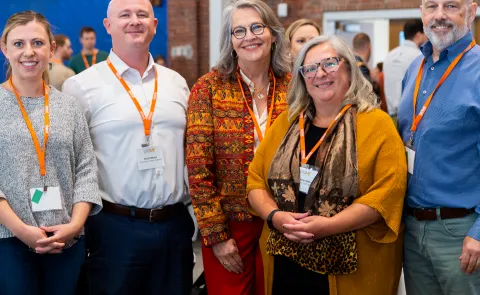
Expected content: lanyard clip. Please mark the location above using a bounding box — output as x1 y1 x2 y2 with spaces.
407 131 415 148
141 136 151 148
42 176 48 192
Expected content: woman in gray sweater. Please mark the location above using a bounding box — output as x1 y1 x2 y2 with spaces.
0 11 102 295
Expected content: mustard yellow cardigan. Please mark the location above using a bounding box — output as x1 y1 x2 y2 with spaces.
247 109 407 295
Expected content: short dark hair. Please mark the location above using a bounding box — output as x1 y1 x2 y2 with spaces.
404 19 424 40
353 33 371 51
80 26 95 37
54 34 69 47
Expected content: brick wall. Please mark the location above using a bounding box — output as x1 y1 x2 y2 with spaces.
167 0 209 87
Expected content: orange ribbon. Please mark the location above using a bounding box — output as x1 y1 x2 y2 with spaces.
82 50 97 69
106 58 158 146
299 104 352 165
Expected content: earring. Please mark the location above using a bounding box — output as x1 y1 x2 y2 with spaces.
49 62 52 71
231 50 238 59
271 42 276 52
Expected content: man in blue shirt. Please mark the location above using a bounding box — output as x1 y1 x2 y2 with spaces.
398 0 480 294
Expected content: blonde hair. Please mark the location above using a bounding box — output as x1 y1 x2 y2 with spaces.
285 19 321 44
216 0 290 79
1 11 53 84
288 35 378 121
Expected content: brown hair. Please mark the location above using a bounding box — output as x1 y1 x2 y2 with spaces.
80 26 95 38
54 34 69 48
352 33 371 51
285 19 321 43
1 10 53 84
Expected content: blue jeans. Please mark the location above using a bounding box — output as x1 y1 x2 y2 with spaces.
0 236 85 295
84 207 194 295
404 213 480 295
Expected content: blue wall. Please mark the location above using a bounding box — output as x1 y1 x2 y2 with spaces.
0 0 168 81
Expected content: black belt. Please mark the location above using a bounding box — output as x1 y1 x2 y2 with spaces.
406 207 475 221
102 200 186 222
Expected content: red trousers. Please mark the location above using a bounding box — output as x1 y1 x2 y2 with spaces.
202 217 265 295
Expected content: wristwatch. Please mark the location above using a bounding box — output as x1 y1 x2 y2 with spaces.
267 209 280 230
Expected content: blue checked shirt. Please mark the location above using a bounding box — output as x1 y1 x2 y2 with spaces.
398 32 480 241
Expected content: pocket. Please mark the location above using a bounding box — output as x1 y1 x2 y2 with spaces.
441 214 476 237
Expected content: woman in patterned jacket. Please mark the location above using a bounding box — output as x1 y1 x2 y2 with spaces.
186 0 290 294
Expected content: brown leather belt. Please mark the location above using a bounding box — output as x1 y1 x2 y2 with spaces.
102 200 186 222
406 207 475 221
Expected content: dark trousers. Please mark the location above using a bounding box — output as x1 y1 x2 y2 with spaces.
272 255 329 294
0 236 85 295
84 207 194 295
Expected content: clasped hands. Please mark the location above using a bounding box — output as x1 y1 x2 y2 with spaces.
272 211 333 244
17 222 82 254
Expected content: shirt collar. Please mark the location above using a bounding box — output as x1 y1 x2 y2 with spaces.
239 69 255 92
421 31 474 63
108 49 156 77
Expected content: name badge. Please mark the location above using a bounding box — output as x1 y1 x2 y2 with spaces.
30 186 62 212
299 164 320 194
137 146 164 170
405 146 416 175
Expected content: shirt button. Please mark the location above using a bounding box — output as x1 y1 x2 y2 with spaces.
156 169 161 176
431 66 434 71
423 90 427 94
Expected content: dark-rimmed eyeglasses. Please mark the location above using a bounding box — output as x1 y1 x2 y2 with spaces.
299 57 343 80
231 23 268 39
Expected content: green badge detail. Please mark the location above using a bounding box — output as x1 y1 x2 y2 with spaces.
32 189 43 204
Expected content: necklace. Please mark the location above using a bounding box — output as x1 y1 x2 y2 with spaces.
254 82 270 100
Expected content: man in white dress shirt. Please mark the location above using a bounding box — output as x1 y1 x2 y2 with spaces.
383 19 426 118
63 0 193 294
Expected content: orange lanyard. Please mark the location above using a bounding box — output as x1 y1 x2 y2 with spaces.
10 77 50 191
106 58 158 147
299 104 352 165
82 50 97 69
237 69 276 143
408 40 476 146
50 59 62 64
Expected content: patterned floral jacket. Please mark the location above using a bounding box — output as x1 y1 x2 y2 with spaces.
186 69 290 246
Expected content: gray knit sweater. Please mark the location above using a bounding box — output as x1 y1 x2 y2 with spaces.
0 86 102 240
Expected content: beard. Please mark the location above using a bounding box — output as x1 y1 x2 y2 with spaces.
424 11 469 51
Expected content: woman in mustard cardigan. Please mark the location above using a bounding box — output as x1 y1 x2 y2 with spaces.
247 35 407 294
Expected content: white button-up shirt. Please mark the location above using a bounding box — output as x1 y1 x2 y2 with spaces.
63 50 190 208
383 40 421 116
239 70 268 151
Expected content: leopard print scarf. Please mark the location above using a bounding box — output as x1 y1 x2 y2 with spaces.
266 106 359 275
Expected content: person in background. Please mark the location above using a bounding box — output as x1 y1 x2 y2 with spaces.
247 35 406 295
353 32 372 80
0 10 102 295
49 34 75 90
186 0 291 294
398 0 480 294
371 62 388 113
68 26 108 74
383 19 426 119
154 54 167 67
285 19 321 64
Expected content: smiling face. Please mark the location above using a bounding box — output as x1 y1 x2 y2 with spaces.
1 20 54 82
290 25 320 62
302 43 351 107
104 0 158 51
421 0 476 51
231 7 276 69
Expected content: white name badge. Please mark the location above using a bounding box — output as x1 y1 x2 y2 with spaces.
405 146 416 175
30 186 62 212
299 164 320 194
137 146 165 170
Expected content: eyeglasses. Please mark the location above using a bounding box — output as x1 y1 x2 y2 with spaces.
231 23 268 39
299 57 343 80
